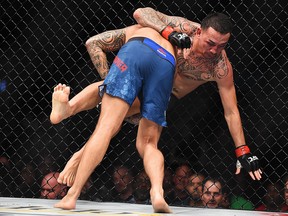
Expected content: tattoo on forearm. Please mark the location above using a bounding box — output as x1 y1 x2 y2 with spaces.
86 29 126 79
92 30 126 51
139 11 167 31
136 9 198 35
169 20 197 35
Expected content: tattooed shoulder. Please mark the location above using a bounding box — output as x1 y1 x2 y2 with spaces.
214 53 229 79
93 29 126 51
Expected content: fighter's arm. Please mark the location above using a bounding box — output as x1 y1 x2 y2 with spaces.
133 7 199 35
85 28 126 79
216 55 245 148
216 52 261 181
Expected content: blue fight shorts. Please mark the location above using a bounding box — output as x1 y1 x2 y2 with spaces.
99 37 176 127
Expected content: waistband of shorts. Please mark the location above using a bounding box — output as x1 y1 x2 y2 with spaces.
128 37 176 66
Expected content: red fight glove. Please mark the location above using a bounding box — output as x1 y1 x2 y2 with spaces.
235 145 260 173
161 26 191 49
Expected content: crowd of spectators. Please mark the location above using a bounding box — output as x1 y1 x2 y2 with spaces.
0 155 287 212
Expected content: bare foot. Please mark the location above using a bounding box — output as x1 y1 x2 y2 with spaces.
151 191 172 213
50 83 71 124
57 152 81 187
54 192 77 210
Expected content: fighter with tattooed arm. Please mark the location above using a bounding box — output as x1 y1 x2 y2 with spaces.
50 7 261 209
133 7 262 181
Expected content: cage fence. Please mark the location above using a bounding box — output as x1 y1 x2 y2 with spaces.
0 0 287 211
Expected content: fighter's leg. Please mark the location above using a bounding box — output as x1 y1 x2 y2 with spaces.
54 93 129 210
50 83 71 124
57 96 140 186
50 81 104 124
126 97 140 117
57 148 84 186
136 118 171 213
50 81 141 125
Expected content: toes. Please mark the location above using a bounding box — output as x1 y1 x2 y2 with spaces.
59 84 64 91
53 83 70 93
62 177 67 185
64 86 70 94
54 83 62 92
67 177 73 187
57 173 65 184
57 178 63 184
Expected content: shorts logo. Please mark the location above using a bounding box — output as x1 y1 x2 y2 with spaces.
113 56 128 72
157 48 167 57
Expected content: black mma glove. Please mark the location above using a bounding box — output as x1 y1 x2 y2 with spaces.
161 26 191 49
235 145 260 172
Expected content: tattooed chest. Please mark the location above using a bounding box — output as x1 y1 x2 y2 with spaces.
176 54 227 81
176 61 216 81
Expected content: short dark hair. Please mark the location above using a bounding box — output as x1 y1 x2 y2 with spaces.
201 12 233 34
202 177 224 193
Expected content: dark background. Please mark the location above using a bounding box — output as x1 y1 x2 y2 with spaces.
1 0 287 208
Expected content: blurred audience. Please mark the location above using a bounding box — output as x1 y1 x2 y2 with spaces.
40 171 67 199
111 165 135 203
256 182 284 211
0 155 13 197
281 175 288 212
13 163 39 198
79 176 103 201
186 172 205 207
133 170 151 204
171 163 192 206
38 155 57 176
219 191 230 209
0 156 11 169
229 195 254 210
3 153 288 212
163 167 174 204
201 177 224 208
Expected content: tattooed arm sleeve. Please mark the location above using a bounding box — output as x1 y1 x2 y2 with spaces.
133 7 198 35
85 28 126 79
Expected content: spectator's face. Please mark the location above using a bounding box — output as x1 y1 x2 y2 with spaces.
41 178 61 199
197 27 230 58
186 174 204 200
201 180 223 208
135 171 150 191
113 167 132 193
173 166 190 190
40 173 65 199
263 183 283 210
220 193 230 208
285 181 288 205
134 171 151 201
267 184 279 198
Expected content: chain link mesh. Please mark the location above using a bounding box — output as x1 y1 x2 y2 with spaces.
1 0 287 210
